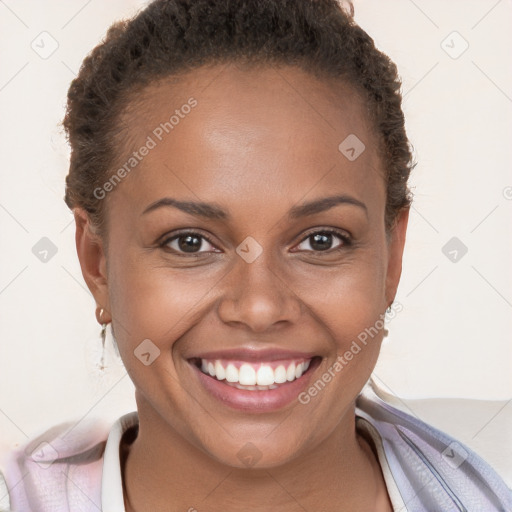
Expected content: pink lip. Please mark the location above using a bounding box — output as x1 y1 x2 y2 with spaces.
187 356 321 413
188 348 319 362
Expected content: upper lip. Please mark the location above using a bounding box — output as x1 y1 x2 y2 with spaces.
188 348 318 362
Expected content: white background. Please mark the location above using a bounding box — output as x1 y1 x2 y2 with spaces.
0 0 511 454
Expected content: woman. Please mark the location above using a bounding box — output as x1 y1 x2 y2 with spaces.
1 0 511 510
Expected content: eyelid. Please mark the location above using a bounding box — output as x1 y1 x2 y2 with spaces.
297 226 352 244
160 228 215 242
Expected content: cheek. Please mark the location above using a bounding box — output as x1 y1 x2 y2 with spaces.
293 248 388 343
108 256 215 356
323 271 385 340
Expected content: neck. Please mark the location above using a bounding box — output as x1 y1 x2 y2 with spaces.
122 395 392 512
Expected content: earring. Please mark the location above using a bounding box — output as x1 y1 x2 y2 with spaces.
85 306 124 392
383 302 393 338
95 306 122 365
98 308 107 372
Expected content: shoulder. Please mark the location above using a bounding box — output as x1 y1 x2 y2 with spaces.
0 413 125 512
356 380 512 511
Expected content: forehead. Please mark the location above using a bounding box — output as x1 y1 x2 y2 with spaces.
111 63 384 218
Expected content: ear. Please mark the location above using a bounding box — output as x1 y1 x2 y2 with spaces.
74 208 110 320
385 207 409 307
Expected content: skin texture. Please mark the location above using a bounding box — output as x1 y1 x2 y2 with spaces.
75 63 408 511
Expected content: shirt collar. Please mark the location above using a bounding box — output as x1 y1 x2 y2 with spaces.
101 411 138 511
100 402 405 511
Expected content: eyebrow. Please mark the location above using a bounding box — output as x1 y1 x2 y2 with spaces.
141 194 368 220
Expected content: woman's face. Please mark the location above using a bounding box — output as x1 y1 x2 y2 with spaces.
79 63 408 468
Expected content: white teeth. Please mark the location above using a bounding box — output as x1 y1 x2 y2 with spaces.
214 360 226 380
274 365 287 384
239 364 257 385
286 363 296 381
225 363 239 383
256 365 275 386
197 357 313 388
226 382 280 391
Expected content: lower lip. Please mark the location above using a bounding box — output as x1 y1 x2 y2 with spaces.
189 359 320 413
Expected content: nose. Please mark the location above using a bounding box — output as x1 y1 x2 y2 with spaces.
216 246 303 333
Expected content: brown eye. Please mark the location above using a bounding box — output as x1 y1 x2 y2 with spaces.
160 231 218 255
295 229 351 253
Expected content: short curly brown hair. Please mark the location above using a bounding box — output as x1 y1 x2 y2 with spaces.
62 0 414 240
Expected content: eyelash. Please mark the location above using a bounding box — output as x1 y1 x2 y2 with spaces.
159 228 352 256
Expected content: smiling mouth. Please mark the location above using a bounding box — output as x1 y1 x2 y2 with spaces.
188 356 322 391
